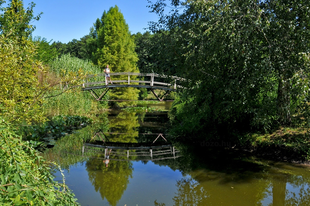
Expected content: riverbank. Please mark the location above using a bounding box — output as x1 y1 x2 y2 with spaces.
174 126 310 165
241 127 310 164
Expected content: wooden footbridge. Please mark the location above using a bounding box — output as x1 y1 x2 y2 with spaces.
80 72 185 101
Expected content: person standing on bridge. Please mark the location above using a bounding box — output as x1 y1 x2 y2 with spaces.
104 65 113 85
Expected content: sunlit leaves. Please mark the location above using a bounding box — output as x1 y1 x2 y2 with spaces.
0 35 47 124
0 120 79 205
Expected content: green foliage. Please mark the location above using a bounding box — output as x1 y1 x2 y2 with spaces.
0 1 88 125
0 0 46 125
133 30 182 75
0 120 79 205
247 127 310 159
21 115 92 147
0 34 47 124
48 53 101 76
44 53 107 116
51 35 92 60
32 36 59 64
148 0 310 141
0 0 41 39
133 31 156 73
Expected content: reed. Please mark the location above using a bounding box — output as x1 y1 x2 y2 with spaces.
49 53 102 76
43 54 107 117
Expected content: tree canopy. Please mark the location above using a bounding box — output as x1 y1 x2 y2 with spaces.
146 0 310 140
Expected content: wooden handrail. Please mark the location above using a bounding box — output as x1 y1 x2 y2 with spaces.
86 72 186 81
83 72 185 89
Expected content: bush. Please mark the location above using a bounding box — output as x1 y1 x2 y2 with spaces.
0 120 79 205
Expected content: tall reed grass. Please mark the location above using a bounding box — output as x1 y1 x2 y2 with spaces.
44 54 107 117
49 53 102 76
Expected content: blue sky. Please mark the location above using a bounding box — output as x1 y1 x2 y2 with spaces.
21 0 159 43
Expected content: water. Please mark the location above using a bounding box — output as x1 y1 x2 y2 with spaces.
47 102 310 206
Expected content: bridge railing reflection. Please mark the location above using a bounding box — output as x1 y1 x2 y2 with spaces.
82 143 181 161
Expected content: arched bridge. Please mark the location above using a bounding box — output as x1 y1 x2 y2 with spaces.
81 72 185 101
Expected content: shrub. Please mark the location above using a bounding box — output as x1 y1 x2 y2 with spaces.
0 120 79 205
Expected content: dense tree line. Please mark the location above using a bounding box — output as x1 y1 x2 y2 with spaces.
51 35 92 60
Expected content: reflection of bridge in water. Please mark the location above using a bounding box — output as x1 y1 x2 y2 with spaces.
82 141 181 161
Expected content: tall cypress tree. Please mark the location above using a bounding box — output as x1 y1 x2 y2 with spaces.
92 6 139 104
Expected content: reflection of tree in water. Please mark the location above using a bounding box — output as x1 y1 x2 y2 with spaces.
285 184 310 205
108 110 139 143
273 172 310 206
154 143 310 205
86 155 133 206
173 178 209 206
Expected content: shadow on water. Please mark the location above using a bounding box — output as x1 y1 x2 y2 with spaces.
45 102 310 206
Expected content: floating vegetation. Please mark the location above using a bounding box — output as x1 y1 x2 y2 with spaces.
122 106 165 113
21 115 92 149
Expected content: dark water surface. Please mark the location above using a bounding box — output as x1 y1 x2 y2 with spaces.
48 102 310 206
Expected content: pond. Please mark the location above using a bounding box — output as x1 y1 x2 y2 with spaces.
45 102 310 206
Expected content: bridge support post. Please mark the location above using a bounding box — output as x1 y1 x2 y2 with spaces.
89 88 110 101
173 146 175 158
150 89 171 102
150 149 153 159
151 74 154 86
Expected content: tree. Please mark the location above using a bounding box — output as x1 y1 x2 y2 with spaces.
91 6 140 104
50 35 92 60
147 0 310 140
0 0 47 124
133 31 182 75
32 36 59 63
0 0 41 40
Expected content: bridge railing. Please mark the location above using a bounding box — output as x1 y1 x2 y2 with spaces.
82 72 185 90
